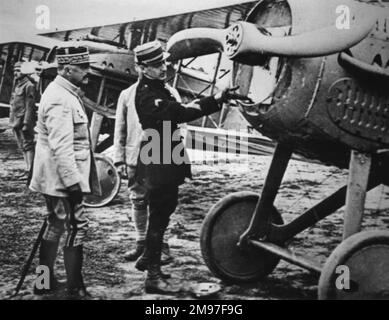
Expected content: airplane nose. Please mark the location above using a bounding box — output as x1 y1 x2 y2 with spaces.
223 20 374 63
168 18 374 66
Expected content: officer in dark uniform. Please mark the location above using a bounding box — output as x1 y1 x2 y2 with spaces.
132 41 244 294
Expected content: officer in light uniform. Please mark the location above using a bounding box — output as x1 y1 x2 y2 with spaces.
29 46 101 299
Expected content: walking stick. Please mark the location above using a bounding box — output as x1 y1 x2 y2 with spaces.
10 219 47 298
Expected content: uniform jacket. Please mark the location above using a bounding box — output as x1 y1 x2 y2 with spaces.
29 75 101 197
9 76 36 130
113 81 142 167
135 76 221 188
113 80 182 168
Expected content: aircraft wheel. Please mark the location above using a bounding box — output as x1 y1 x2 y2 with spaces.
200 191 283 283
83 153 121 208
318 230 389 300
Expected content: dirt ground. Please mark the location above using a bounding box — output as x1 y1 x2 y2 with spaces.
1 117 389 300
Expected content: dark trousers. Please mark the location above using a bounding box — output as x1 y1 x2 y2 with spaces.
143 184 179 266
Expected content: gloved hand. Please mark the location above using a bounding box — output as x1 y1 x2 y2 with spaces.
116 163 128 179
68 183 83 205
214 86 252 104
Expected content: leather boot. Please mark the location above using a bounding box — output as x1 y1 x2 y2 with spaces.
135 254 171 279
33 240 60 295
123 240 145 261
135 229 171 279
25 150 34 172
63 246 90 299
161 242 173 265
136 242 173 269
144 264 179 294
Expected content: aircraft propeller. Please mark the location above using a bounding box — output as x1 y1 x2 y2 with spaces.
167 19 374 65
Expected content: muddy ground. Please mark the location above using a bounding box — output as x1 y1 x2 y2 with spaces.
1 118 389 300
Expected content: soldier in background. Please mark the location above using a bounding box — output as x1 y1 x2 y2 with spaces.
9 61 36 178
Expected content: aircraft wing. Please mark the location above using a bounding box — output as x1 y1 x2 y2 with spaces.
39 1 257 49
0 21 60 49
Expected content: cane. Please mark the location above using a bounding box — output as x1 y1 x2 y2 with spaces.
10 219 47 298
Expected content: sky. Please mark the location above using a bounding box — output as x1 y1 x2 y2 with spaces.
0 0 252 37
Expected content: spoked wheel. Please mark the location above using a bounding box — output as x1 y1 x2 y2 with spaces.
200 191 283 283
83 153 121 208
319 230 389 300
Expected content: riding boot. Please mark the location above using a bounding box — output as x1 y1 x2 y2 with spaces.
134 225 162 272
134 227 171 279
142 229 176 293
137 242 173 269
144 264 179 294
135 255 171 279
25 149 34 172
161 242 173 265
33 239 60 295
63 246 90 299
21 151 27 170
124 240 145 262
16 152 29 180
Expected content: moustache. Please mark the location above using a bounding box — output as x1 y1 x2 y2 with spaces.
81 76 89 85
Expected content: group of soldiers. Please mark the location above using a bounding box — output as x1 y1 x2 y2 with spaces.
11 41 244 299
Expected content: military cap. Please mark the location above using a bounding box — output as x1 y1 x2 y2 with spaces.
56 46 91 65
133 41 170 66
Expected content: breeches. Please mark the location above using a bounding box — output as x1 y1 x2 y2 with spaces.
13 128 34 152
148 184 179 237
42 195 88 247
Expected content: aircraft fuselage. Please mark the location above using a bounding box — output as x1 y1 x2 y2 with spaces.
234 0 389 169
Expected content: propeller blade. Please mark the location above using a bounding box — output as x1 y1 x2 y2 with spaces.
167 18 374 64
224 20 374 62
167 28 225 61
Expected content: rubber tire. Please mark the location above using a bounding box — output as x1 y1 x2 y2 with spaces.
319 230 389 300
200 191 283 284
83 153 121 208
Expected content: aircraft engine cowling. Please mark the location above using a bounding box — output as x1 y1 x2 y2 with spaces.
167 0 389 167
231 0 389 167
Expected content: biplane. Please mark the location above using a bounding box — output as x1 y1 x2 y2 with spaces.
2 0 389 299
0 0 257 119
1 0 274 206
166 0 389 299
